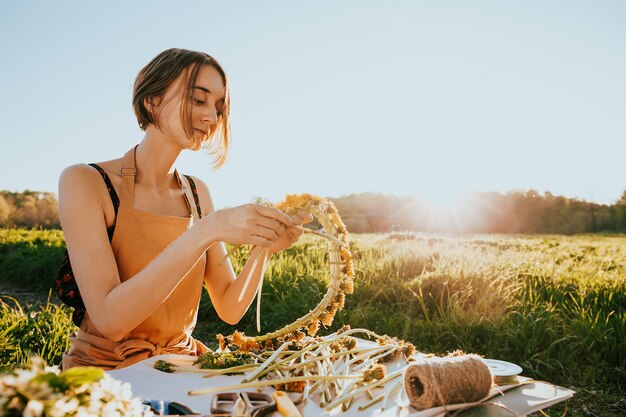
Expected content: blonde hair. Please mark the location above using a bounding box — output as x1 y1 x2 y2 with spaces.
133 48 231 169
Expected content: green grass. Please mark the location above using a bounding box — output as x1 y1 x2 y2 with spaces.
0 294 74 372
1 229 625 416
0 228 66 290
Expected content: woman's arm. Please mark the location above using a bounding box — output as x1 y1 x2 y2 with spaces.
59 165 291 341
190 177 269 324
191 176 311 325
59 164 216 341
206 242 271 325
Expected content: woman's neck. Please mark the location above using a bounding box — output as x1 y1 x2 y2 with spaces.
133 133 185 192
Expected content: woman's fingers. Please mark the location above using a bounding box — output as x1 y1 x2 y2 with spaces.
256 217 285 236
253 204 293 226
251 204 312 227
225 205 313 247
290 227 303 242
251 235 272 247
297 210 314 224
286 210 314 226
253 225 280 242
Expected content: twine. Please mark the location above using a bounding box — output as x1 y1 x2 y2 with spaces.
403 354 492 411
449 378 540 417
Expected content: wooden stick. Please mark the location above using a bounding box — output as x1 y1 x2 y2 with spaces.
189 375 363 396
256 248 270 332
297 226 345 245
218 243 241 266
238 246 265 302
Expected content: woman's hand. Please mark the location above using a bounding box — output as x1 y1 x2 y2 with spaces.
200 203 296 247
267 210 314 255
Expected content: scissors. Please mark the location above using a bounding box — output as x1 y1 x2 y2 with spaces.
142 399 197 415
210 392 276 417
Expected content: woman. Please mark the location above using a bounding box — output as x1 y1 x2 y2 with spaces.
58 48 312 370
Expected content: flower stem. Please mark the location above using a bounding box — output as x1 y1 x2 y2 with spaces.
238 246 265 302
188 374 362 396
218 244 241 266
297 226 345 244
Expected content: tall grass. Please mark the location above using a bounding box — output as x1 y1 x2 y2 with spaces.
196 233 625 390
0 294 75 372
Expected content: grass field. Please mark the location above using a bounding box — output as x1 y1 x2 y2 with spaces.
1 228 624 416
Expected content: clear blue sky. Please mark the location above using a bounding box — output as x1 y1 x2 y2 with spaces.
1 1 625 208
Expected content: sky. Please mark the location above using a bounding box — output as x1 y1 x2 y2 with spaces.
1 1 625 209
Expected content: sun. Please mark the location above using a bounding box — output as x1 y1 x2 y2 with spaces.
424 190 464 212
419 191 483 233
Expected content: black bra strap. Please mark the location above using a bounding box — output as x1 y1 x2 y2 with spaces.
183 175 202 219
89 163 120 217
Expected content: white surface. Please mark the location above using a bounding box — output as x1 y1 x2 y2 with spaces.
483 359 523 377
108 353 574 417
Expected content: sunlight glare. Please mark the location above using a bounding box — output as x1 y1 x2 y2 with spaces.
418 190 484 233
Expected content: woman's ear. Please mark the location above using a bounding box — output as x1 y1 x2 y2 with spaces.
143 96 162 115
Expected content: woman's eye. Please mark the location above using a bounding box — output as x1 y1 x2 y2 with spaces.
193 98 205 105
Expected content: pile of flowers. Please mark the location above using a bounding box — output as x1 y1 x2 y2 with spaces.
0 357 152 417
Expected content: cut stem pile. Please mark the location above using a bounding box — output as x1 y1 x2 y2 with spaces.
171 327 417 412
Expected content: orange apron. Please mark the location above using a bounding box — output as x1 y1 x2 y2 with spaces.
62 146 208 370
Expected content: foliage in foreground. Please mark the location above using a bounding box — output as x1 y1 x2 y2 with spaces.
0 357 151 417
0 295 75 372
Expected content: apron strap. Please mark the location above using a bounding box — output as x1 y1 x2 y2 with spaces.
117 145 199 221
118 145 138 212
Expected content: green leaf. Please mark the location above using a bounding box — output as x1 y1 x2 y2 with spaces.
193 350 254 369
153 360 176 373
33 372 68 391
59 367 104 387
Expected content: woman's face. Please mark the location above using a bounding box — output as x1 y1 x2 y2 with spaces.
151 64 226 149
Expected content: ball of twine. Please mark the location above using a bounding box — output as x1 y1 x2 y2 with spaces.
403 354 492 411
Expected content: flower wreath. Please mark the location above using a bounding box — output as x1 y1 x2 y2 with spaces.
217 193 355 351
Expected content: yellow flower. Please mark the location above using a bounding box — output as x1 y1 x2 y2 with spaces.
307 319 320 336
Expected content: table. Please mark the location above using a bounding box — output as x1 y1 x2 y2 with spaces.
108 353 573 417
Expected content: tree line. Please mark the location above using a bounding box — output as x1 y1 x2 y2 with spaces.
2 188 626 234
329 189 626 234
0 190 59 229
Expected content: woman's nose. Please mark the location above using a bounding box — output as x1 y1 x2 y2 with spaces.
201 105 218 124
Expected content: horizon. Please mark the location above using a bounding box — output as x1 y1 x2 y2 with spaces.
2 186 623 208
1 1 625 209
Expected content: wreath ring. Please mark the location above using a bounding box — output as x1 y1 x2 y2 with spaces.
217 194 354 351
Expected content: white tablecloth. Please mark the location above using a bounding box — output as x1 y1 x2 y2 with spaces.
108 353 574 417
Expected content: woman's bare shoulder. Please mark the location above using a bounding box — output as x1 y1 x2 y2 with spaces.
59 163 101 190
59 159 123 191
58 160 121 217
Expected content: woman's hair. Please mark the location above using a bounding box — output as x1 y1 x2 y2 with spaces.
133 48 231 168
